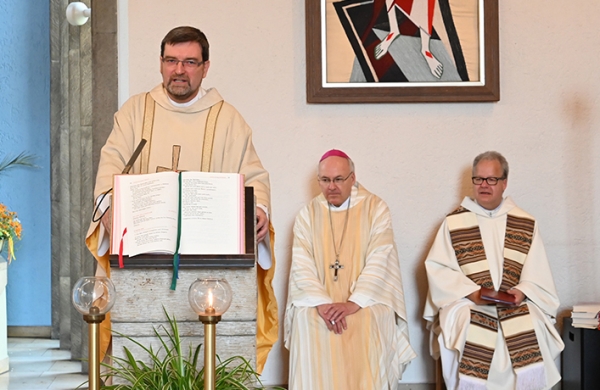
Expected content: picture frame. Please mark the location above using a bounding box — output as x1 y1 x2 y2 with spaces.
306 0 499 103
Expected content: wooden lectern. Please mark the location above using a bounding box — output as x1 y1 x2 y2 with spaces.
108 187 258 368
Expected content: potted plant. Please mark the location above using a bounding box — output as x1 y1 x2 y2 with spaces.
95 308 283 390
0 152 36 263
0 204 21 263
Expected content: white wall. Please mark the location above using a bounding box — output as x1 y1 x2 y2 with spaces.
123 0 600 384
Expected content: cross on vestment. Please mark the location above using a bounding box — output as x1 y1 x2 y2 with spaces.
156 145 183 172
329 259 344 282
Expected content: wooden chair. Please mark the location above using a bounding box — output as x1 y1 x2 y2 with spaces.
435 358 446 390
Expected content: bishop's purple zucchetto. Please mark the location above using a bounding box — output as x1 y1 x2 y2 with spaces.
320 149 350 162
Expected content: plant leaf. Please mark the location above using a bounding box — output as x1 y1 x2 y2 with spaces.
101 305 269 390
0 152 37 174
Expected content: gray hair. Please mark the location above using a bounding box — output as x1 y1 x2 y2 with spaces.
472 151 509 178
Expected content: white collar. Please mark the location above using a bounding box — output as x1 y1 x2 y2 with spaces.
462 196 517 217
476 200 504 217
329 196 350 210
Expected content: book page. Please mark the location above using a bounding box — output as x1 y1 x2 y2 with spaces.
111 172 179 256
571 311 600 319
179 172 244 254
572 303 600 313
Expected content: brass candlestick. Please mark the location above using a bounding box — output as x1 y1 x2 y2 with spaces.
189 279 232 390
199 307 221 390
83 306 105 390
72 276 117 390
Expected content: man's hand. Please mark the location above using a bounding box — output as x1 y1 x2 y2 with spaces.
256 207 269 243
317 304 336 332
317 302 360 335
467 287 526 306
506 288 526 306
101 208 112 236
467 288 492 305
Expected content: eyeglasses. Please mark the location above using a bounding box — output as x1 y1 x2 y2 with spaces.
472 176 506 185
161 57 204 69
318 172 353 186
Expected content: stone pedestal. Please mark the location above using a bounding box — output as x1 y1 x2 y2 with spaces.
109 266 257 369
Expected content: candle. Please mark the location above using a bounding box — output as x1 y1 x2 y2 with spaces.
206 290 215 315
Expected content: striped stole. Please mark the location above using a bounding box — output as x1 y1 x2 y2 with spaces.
447 207 546 390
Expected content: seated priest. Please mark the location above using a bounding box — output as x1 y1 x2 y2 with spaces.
284 149 416 390
423 151 564 390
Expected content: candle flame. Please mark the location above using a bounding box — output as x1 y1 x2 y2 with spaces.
208 290 213 308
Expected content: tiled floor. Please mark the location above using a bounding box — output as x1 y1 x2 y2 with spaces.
1 338 88 389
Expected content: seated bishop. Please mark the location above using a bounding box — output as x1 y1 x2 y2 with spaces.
285 149 416 390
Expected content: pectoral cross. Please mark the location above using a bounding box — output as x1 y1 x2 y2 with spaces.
156 145 183 172
329 259 344 282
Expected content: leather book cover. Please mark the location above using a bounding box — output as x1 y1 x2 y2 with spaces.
480 287 518 306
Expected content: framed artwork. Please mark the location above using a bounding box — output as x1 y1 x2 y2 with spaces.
306 0 499 103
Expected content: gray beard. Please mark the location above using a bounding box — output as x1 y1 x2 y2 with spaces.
167 81 194 101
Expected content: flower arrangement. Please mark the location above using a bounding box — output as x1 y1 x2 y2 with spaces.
0 152 35 263
0 203 21 263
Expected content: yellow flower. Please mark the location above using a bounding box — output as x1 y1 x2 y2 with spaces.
0 203 22 263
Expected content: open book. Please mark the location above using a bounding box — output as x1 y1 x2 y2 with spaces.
110 171 245 257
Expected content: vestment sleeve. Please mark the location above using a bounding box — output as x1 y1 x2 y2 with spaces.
287 208 332 307
93 98 143 199
350 199 408 320
86 97 143 259
514 223 560 316
218 107 271 212
423 219 480 321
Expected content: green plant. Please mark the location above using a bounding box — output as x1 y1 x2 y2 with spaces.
0 152 37 175
0 152 37 262
97 308 280 390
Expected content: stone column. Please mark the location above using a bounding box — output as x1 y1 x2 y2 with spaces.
50 0 118 367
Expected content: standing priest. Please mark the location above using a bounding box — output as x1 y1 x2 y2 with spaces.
423 151 564 390
285 149 416 389
85 26 278 373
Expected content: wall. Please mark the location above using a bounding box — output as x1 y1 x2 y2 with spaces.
0 1 50 326
123 0 600 384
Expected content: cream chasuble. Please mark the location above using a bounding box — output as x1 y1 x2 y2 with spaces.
285 183 416 390
423 197 564 390
85 84 278 372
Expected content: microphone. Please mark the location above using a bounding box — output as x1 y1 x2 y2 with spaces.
122 139 147 174
91 139 147 223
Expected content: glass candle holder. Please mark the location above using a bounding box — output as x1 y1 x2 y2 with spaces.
188 278 232 316
72 276 116 316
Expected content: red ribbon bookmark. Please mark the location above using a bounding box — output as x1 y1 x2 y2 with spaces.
118 227 128 268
